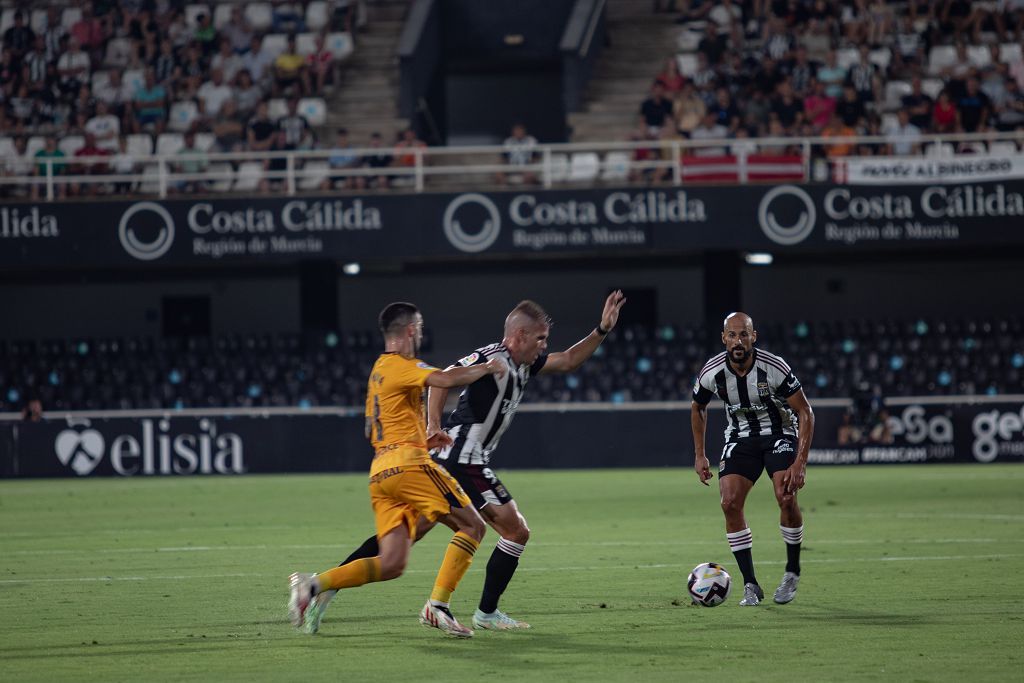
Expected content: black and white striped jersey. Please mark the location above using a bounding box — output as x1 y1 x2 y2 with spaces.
435 342 548 466
692 348 802 442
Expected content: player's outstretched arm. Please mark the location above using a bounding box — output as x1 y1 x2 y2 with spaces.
426 357 506 388
541 290 627 374
426 385 452 450
781 389 814 494
691 400 713 486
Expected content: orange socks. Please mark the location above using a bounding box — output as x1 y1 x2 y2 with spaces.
317 557 382 591
429 532 479 604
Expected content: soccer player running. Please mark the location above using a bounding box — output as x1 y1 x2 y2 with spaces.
690 312 814 606
304 291 627 633
288 302 507 638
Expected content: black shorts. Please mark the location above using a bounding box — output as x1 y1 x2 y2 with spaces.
436 462 513 510
718 435 798 483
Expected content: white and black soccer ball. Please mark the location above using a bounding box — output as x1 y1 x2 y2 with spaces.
687 562 732 607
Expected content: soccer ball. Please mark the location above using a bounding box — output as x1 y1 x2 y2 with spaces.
687 562 732 607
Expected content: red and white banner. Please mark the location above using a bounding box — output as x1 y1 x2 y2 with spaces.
681 155 805 183
836 155 1024 185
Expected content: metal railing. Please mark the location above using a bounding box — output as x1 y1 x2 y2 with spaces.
3 130 1023 201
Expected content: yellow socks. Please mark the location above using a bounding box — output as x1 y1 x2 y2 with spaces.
317 557 381 591
430 531 479 604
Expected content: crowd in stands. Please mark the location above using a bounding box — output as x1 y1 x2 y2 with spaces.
638 0 1024 161
0 1 442 196
2 316 1020 412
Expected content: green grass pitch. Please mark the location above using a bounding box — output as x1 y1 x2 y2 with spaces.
2 465 1023 682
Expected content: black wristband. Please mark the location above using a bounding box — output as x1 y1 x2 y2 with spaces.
596 324 610 336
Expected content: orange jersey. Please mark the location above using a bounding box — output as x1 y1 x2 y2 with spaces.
365 353 438 453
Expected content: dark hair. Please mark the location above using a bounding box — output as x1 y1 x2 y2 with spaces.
379 302 420 337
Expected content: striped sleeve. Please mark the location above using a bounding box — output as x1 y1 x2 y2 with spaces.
692 364 717 404
761 351 801 398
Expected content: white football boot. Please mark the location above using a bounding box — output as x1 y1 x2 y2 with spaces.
419 601 473 638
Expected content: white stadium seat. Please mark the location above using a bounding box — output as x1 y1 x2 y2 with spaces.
268 98 289 121
306 1 330 31
234 161 265 191
26 136 46 158
988 141 1019 156
156 133 185 156
325 32 354 61
298 160 330 190
547 153 570 183
0 137 16 159
928 46 957 75
601 152 631 181
123 69 146 95
58 135 85 157
127 134 154 157
1000 43 1023 64
568 152 600 182
104 37 134 68
61 7 82 29
261 33 289 59
30 9 47 33
884 81 912 110
676 54 698 78
213 4 233 29
870 48 891 71
194 133 216 152
138 163 161 194
924 142 954 158
0 9 16 34
297 98 327 126
91 70 111 92
245 3 273 31
296 32 318 57
920 78 944 99
836 48 858 70
967 46 992 69
207 162 235 192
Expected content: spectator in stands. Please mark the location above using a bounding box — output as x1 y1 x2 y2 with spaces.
816 49 847 99
697 21 726 66
362 131 393 188
628 129 661 182
690 51 717 92
261 128 291 193
278 98 314 149
174 130 209 194
656 57 685 95
885 109 922 155
835 84 867 130
822 113 857 159
940 0 987 44
753 56 783 96
178 42 205 96
223 5 255 54
803 78 836 131
193 13 218 57
197 68 234 118
33 136 66 198
892 15 924 75
848 45 881 104
940 42 972 100
21 396 43 423
3 11 35 59
762 16 795 62
497 122 539 185
234 70 263 119
246 100 277 153
673 82 706 136
784 45 816 97
709 87 741 133
996 0 1024 42
305 34 337 94
393 128 427 172
1 137 33 198
805 0 839 55
23 36 49 96
132 68 168 133
243 36 276 87
273 2 307 34
212 39 245 85
902 76 934 131
958 77 992 133
866 0 895 46
110 136 137 194
639 81 674 136
325 128 363 189
981 58 1012 112
708 0 743 48
86 101 121 151
57 37 91 97
743 88 772 135
72 133 111 196
771 79 805 133
211 99 246 153
8 83 36 127
274 35 307 97
153 39 177 87
995 77 1024 130
690 111 729 156
166 11 191 49
932 88 959 132
41 7 66 64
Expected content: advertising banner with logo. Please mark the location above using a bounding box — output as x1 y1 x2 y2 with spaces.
837 155 1024 185
1 401 1020 478
4 181 1024 267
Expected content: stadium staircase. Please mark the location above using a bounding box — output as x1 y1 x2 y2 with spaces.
568 0 684 142
323 0 411 143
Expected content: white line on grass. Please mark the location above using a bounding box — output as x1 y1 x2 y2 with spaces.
1 554 1021 585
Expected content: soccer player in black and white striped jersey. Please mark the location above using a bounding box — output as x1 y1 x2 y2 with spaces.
303 291 627 634
691 312 815 606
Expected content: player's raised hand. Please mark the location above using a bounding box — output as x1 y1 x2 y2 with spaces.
600 290 627 332
694 454 713 486
485 357 507 378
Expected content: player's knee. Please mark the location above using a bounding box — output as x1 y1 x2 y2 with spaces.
459 514 486 542
720 494 743 515
506 522 529 545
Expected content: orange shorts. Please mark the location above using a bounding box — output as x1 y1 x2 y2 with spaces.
368 447 472 540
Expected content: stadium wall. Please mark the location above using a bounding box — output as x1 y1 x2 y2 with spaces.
3 398 1021 478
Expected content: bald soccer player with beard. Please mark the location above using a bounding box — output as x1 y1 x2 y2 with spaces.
691 312 815 606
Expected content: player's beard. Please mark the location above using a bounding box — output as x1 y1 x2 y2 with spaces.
730 346 751 364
